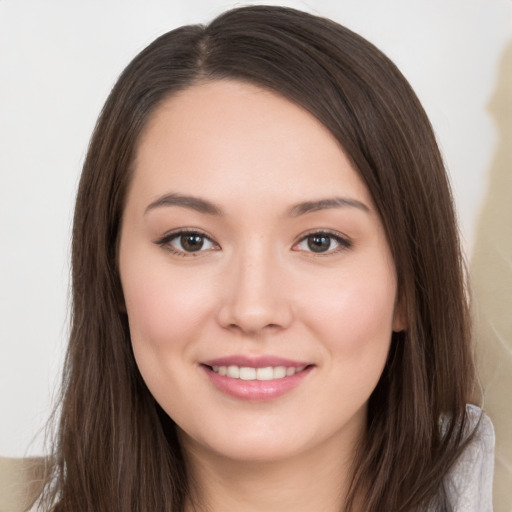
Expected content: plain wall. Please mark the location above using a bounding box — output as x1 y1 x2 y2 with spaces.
1 0 511 509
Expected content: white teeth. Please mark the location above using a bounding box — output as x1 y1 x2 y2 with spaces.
239 367 256 380
256 367 274 381
227 365 240 378
273 366 287 379
211 365 307 380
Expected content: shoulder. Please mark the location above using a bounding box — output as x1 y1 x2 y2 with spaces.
443 404 495 512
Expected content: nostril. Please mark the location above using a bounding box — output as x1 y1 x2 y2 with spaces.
216 296 294 334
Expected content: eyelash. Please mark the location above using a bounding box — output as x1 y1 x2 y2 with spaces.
155 229 352 257
155 229 218 257
293 229 352 255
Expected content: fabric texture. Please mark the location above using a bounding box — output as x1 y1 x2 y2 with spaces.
443 404 495 511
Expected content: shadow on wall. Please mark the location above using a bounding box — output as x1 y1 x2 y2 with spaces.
471 40 512 512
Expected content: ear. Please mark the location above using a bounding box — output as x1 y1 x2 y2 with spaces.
392 295 407 332
114 273 128 314
118 295 128 314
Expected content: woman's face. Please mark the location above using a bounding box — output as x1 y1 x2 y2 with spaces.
119 80 403 464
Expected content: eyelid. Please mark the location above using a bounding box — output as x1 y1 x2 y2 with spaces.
154 227 351 256
292 229 352 254
154 228 220 256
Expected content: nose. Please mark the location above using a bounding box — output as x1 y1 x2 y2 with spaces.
216 244 294 335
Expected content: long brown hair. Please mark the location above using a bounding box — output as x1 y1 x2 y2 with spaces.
41 6 476 511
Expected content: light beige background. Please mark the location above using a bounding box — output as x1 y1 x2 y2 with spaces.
472 39 512 512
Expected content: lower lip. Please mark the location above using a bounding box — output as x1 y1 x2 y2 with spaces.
201 365 313 401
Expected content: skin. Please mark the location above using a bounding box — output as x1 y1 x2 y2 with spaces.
119 80 404 512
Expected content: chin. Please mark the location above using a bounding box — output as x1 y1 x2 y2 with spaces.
177 420 311 463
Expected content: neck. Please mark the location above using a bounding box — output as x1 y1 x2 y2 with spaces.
181 431 359 512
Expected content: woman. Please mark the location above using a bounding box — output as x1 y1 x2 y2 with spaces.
37 5 493 511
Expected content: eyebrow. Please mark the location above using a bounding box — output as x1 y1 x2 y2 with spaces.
288 197 370 216
145 193 224 216
144 193 370 217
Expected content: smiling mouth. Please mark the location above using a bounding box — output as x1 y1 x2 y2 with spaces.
201 361 314 400
206 364 309 381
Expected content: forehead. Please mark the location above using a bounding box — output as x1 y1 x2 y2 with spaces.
128 80 372 210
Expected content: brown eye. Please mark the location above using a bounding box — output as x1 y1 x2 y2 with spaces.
156 230 217 255
295 231 351 254
180 234 205 252
307 234 331 252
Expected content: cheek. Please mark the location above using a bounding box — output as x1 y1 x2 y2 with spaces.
299 261 397 360
123 268 212 347
303 265 396 414
120 262 217 414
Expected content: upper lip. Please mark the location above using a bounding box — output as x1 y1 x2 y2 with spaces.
201 355 312 368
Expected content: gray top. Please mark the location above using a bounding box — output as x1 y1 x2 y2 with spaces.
442 405 495 511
